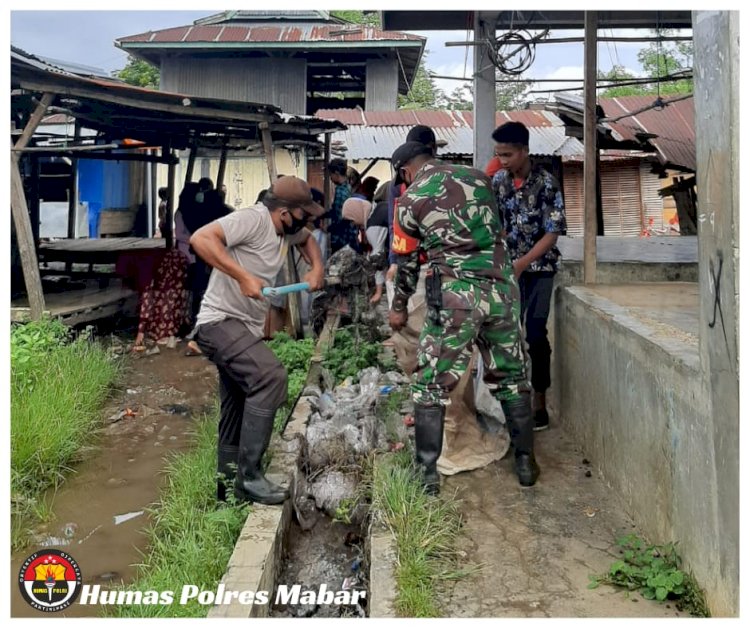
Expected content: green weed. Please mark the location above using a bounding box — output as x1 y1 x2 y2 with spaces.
589 533 710 617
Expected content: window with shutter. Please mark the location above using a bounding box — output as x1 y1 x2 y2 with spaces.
600 160 642 237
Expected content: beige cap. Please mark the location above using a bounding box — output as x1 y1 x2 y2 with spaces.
270 176 326 217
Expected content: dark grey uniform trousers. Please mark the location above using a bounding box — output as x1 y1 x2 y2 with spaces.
194 317 287 447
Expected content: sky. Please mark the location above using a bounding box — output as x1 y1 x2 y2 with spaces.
8 7 680 105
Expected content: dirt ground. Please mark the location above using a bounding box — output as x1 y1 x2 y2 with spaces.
10 341 219 618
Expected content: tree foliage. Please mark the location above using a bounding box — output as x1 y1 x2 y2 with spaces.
330 10 380 27
398 58 440 110
439 73 529 111
114 55 160 89
599 31 693 98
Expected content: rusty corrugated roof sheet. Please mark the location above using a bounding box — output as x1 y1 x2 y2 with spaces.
117 24 424 45
600 95 695 171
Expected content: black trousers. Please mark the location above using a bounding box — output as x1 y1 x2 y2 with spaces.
189 259 212 323
518 271 555 394
194 318 287 447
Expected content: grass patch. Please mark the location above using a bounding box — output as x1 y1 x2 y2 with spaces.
11 319 120 549
266 332 315 433
107 412 249 618
589 533 710 617
371 453 470 617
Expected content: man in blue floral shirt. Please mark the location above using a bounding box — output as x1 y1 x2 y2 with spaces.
491 121 566 431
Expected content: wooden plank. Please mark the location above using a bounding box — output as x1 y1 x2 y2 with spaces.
557 236 698 264
16 78 276 125
41 238 165 252
583 11 598 283
12 143 119 153
11 286 136 324
14 92 55 151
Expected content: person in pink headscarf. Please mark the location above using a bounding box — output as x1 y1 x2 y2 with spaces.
342 196 389 304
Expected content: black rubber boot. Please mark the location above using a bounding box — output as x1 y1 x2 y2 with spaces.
217 444 238 502
502 393 540 487
234 402 289 505
414 404 445 496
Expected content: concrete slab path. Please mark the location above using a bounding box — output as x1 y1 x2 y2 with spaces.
438 421 688 618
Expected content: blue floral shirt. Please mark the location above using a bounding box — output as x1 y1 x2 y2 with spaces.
492 164 566 272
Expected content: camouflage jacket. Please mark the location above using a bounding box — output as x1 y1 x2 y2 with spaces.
492 163 566 272
392 160 513 311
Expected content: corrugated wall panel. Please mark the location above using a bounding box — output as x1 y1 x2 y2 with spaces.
562 163 584 237
161 57 307 115
600 161 642 237
365 58 398 111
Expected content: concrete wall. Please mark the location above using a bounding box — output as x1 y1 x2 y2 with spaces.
552 286 732 616
365 58 398 111
557 261 697 286
693 11 740 618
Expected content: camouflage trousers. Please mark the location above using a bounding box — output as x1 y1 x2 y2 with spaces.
412 278 529 407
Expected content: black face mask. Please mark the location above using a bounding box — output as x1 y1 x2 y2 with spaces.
282 210 308 235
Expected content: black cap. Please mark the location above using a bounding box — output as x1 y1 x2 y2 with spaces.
391 141 434 172
406 124 437 146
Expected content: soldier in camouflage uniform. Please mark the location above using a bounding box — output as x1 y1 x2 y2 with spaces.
388 141 540 493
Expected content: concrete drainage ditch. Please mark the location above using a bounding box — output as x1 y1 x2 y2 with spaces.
209 319 406 619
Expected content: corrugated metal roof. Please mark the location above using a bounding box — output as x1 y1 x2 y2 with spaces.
117 24 424 45
326 115 584 160
600 96 695 171
315 108 558 129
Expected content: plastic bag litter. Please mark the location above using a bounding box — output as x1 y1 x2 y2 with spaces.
292 467 319 532
309 469 358 518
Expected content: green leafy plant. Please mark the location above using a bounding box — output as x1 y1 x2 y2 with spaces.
266 332 314 432
333 497 357 525
589 534 710 617
322 327 383 383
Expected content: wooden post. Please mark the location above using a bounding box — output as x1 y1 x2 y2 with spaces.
259 122 277 183
10 92 55 320
184 142 197 187
11 162 46 319
164 142 175 249
583 11 598 284
358 158 380 180
150 148 158 235
29 156 40 247
323 133 331 210
216 137 229 190
67 122 81 240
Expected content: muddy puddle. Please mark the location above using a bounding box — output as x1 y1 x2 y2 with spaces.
10 343 218 618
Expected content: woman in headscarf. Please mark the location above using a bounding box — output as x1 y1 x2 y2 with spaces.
342 197 389 304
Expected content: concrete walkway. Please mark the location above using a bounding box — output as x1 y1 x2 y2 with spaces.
438 420 687 618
